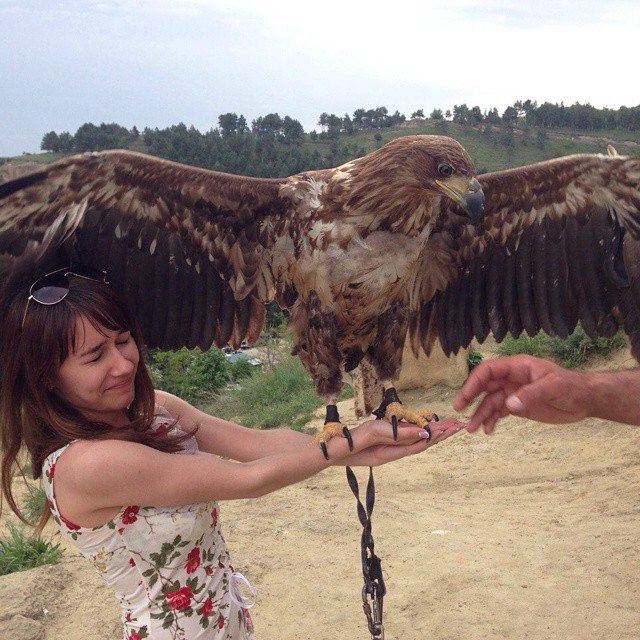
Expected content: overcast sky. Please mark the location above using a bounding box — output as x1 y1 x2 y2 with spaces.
1 0 639 157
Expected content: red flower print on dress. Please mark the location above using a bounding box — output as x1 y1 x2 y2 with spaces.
129 557 136 567
205 566 213 575
49 462 56 478
199 597 213 617
128 632 141 640
156 422 170 437
59 513 81 530
122 506 140 524
166 585 193 610
185 547 200 574
211 507 217 527
217 614 225 629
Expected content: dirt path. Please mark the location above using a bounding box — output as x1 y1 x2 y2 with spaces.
1 351 639 639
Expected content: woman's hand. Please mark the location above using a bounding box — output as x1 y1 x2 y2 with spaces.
330 417 465 467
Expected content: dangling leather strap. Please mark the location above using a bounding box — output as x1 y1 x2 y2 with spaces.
346 465 386 639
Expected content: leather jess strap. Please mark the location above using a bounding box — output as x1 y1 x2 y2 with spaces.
346 465 386 639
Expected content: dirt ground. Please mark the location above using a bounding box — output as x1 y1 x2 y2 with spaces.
1 345 639 640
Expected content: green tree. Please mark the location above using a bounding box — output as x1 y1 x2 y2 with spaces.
500 125 515 147
430 108 443 120
58 132 75 152
452 104 471 125
282 116 304 143
218 112 239 137
411 109 425 119
502 106 518 126
41 131 60 152
536 128 548 149
485 108 501 125
470 106 484 124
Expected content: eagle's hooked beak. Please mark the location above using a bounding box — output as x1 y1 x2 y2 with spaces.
435 176 485 224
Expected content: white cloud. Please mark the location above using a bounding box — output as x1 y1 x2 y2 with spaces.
1 0 639 155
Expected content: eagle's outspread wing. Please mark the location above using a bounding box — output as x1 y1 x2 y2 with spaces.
409 152 640 357
0 150 293 350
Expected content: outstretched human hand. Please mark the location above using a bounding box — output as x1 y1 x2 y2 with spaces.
332 417 465 467
453 354 591 434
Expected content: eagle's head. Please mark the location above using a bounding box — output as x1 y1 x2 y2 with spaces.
391 135 484 223
344 135 484 225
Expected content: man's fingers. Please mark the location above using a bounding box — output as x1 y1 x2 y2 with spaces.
467 390 506 432
484 407 509 434
453 356 535 411
504 375 556 417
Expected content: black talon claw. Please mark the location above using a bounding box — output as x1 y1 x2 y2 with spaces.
320 441 329 461
431 413 439 422
423 424 432 441
391 414 398 440
342 426 354 451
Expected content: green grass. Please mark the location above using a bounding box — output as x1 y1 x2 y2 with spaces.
21 485 47 525
0 523 63 576
497 325 626 368
468 347 483 371
204 352 352 430
301 120 640 173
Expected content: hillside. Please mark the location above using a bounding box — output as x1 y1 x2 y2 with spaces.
2 119 639 181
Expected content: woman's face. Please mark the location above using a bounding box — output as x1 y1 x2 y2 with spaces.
56 315 140 426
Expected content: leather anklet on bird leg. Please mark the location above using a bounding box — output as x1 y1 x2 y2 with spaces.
372 387 438 440
316 404 353 460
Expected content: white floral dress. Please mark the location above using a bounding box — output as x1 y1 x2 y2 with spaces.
41 406 255 640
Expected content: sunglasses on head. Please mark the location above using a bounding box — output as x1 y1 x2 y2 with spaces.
21 266 110 329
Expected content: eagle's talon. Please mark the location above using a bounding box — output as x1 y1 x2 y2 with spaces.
320 441 329 461
391 414 398 440
342 426 354 451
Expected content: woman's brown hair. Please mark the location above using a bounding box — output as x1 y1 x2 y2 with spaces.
0 273 193 531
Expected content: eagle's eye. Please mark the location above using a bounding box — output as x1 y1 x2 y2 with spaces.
438 164 454 178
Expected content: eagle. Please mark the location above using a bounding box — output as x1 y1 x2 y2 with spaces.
2 135 640 452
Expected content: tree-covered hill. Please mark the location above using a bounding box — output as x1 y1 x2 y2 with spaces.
2 100 639 180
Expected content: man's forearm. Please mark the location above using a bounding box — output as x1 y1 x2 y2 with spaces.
584 368 640 425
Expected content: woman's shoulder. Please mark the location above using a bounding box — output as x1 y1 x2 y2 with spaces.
154 389 181 418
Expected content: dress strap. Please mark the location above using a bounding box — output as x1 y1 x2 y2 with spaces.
41 441 82 532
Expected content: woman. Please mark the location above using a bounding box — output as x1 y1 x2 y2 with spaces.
0 266 461 640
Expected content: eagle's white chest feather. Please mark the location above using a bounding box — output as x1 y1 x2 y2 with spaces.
293 229 423 318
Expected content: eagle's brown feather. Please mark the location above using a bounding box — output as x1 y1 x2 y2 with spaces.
409 152 640 359
2 137 640 403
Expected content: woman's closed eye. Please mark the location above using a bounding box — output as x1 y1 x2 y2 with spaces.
87 335 130 363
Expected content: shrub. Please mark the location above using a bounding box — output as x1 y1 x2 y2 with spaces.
21 485 47 524
148 348 229 403
205 352 352 430
497 325 626 368
0 523 63 576
228 359 254 382
468 347 483 371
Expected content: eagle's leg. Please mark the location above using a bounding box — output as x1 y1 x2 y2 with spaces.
367 305 438 440
312 399 354 459
372 383 439 441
